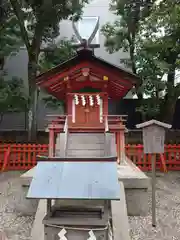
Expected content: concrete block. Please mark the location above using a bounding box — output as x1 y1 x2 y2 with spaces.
118 158 150 216
125 188 149 216
111 182 130 240
31 200 46 240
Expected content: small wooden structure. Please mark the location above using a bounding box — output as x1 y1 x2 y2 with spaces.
136 119 171 227
36 48 139 162
27 45 140 240
136 120 171 154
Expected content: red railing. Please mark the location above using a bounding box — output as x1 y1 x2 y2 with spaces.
0 144 48 171
126 144 180 171
0 144 180 171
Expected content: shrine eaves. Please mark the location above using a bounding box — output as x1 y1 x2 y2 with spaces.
36 49 139 100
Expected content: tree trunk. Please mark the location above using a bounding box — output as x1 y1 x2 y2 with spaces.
160 62 176 124
27 60 38 142
161 98 176 124
0 113 4 125
129 38 143 100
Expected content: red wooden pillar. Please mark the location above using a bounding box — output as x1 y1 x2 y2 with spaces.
117 120 126 164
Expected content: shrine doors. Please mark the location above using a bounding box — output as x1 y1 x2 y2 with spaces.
68 93 106 128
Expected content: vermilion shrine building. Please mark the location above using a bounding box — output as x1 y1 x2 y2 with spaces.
36 48 139 161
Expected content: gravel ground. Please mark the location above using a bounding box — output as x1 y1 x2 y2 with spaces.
0 171 180 240
129 171 180 240
0 171 38 240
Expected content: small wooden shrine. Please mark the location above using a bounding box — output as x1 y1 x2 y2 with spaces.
36 48 139 161
27 30 143 240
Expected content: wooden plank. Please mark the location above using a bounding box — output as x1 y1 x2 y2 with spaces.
37 156 117 162
27 162 120 200
67 149 105 157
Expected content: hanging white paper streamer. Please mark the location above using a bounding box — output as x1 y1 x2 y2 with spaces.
99 98 103 123
58 228 68 240
74 95 79 105
87 230 96 240
96 95 100 105
89 95 94 106
81 95 86 106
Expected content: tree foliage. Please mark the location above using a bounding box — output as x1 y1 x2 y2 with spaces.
39 37 76 111
7 0 89 141
0 75 28 124
0 1 22 68
101 0 155 73
102 0 180 123
39 38 76 72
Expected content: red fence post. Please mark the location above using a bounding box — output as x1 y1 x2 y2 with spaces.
1 145 11 172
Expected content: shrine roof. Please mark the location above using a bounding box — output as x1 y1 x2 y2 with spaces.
136 120 172 129
36 48 140 99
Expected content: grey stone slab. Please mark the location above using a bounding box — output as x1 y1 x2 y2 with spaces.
31 200 46 240
118 158 150 189
111 182 131 240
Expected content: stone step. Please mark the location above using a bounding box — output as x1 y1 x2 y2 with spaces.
67 142 104 150
67 149 105 158
68 133 105 144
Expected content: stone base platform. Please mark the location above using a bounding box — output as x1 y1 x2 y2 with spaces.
28 183 131 240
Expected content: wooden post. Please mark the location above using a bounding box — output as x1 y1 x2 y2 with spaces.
116 132 120 164
49 128 54 157
119 129 125 164
47 199 52 214
136 119 172 228
152 153 156 227
118 119 126 164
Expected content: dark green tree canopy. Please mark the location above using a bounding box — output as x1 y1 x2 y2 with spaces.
102 0 180 122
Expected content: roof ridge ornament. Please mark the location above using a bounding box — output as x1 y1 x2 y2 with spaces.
72 17 100 50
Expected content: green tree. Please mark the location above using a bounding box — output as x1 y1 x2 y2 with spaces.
102 0 180 123
101 0 156 99
0 1 22 69
39 37 76 112
9 0 89 141
39 38 76 71
0 75 28 125
136 0 180 123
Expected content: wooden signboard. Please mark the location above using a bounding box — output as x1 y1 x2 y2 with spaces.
136 119 171 154
142 125 165 154
136 119 171 228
